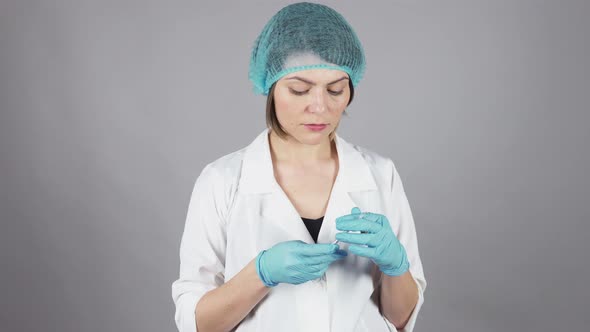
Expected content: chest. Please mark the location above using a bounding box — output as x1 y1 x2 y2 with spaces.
273 161 338 219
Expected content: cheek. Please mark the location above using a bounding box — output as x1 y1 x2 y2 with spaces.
274 101 299 126
330 99 348 117
274 94 305 125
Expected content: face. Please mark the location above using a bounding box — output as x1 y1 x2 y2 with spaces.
273 68 351 145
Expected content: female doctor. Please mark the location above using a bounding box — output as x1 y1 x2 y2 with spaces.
172 2 426 332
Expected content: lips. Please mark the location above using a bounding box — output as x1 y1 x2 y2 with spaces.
304 123 328 131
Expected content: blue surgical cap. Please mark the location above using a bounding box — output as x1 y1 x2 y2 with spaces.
249 2 366 96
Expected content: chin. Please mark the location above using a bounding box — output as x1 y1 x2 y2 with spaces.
295 130 330 145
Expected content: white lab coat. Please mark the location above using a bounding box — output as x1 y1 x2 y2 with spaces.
172 128 427 332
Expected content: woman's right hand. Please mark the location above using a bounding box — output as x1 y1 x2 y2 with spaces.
255 240 347 287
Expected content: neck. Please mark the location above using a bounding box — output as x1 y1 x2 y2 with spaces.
268 129 335 165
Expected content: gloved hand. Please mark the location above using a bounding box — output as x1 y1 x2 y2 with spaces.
255 240 347 287
335 207 409 276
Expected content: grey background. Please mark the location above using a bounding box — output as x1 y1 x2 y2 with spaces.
1 0 588 331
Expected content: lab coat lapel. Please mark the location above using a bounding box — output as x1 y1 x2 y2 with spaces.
239 129 314 244
259 192 315 244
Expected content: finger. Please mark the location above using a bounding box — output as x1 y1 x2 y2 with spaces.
305 262 329 273
336 218 382 233
305 257 341 273
334 248 348 256
334 207 362 221
335 232 374 246
304 251 347 265
299 243 339 256
357 212 382 223
335 213 372 224
336 211 383 222
312 265 330 279
348 245 377 259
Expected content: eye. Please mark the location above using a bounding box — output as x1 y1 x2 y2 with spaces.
289 88 344 96
289 88 309 96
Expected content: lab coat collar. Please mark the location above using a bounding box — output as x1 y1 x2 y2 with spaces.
239 128 377 194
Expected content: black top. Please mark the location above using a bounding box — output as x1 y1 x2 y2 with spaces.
301 216 324 243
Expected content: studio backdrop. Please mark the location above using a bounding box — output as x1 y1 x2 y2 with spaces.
1 1 589 331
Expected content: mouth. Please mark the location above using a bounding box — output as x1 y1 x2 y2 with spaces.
303 123 328 131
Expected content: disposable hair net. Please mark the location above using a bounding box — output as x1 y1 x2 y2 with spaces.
249 2 366 96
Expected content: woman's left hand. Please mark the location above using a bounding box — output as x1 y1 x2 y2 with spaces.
335 207 409 276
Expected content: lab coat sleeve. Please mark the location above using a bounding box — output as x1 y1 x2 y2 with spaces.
382 161 427 332
171 164 228 332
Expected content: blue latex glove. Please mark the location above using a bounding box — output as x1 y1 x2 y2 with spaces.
335 207 409 276
256 240 348 287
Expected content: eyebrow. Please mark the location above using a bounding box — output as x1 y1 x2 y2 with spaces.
285 76 349 85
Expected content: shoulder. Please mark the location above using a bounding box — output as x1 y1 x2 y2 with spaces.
194 145 246 198
199 129 266 181
352 143 394 168
187 145 247 222
341 138 401 192
202 146 247 180
193 129 268 195
346 140 397 175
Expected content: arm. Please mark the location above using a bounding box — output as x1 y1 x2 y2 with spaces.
195 258 270 332
381 161 427 332
380 270 419 329
172 164 236 332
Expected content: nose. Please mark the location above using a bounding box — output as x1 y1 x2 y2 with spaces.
308 89 328 114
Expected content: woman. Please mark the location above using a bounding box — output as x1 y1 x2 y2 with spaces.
172 3 426 332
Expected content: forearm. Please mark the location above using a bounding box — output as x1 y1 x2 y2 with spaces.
195 258 270 332
380 270 419 330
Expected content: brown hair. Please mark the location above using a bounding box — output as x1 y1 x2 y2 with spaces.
266 79 355 141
